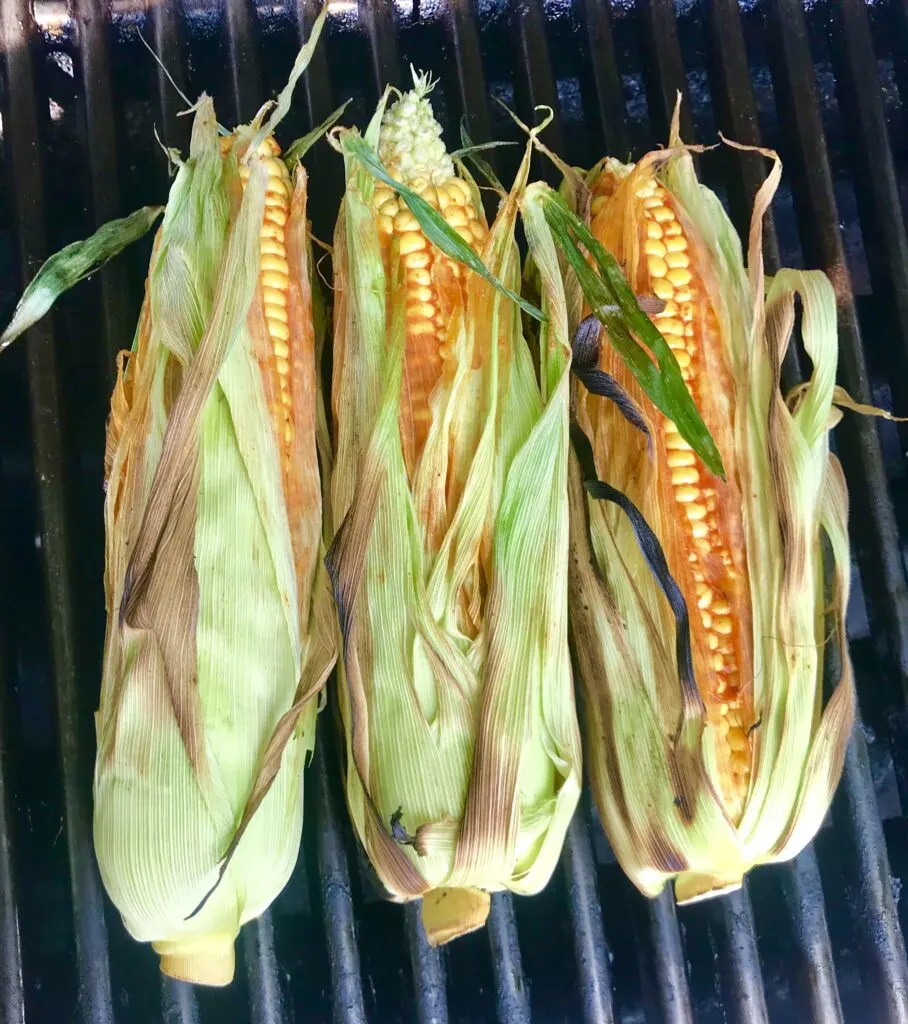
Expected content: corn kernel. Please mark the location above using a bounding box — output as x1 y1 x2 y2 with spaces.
373 187 394 209
408 301 436 320
658 317 684 336
268 320 291 343
667 449 696 468
665 252 690 270
675 485 700 503
400 232 428 256
408 318 435 336
671 466 699 486
261 254 289 275
264 207 288 228
446 205 468 228
667 267 693 288
261 238 286 257
665 432 691 451
647 256 668 279
262 269 289 291
394 210 420 232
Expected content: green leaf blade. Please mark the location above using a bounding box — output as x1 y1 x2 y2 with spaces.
538 189 725 479
0 205 164 353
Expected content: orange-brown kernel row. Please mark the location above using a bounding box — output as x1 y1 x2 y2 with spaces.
594 173 751 811
238 136 295 458
371 176 487 464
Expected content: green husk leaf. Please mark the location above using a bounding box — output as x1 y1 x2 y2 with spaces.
341 131 545 323
455 122 510 195
0 205 164 352
283 99 351 166
535 187 724 478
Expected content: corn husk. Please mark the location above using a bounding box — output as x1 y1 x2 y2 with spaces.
326 86 581 944
1 10 336 985
565 113 855 902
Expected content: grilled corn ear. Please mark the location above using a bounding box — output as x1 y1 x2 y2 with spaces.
327 73 581 944
569 114 855 902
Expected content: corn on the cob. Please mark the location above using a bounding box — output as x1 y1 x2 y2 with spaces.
0 13 335 984
567 120 855 902
328 73 581 945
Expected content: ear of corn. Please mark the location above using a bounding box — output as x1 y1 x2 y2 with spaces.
327 73 581 944
566 113 855 902
3 10 335 985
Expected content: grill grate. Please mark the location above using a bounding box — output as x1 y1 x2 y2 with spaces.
1 1 907 1021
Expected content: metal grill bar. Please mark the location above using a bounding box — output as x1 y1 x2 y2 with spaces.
1 2 114 1021
149 0 189 153
72 0 132 376
243 914 285 1024
224 0 264 125
0 658 23 1024
361 0 401 93
645 889 694 1024
511 0 565 162
447 0 494 154
405 902 448 1024
487 892 530 1023
579 0 629 158
778 848 844 1024
836 732 908 1022
312 725 366 1024
708 885 769 1024
702 0 783 271
828 0 908 439
161 977 200 1024
637 0 695 142
561 812 614 1024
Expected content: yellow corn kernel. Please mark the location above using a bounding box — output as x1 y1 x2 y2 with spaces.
400 232 428 256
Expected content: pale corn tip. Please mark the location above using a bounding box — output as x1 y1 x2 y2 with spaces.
378 78 455 188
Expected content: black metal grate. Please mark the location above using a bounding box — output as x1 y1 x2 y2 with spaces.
1 1 907 1021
